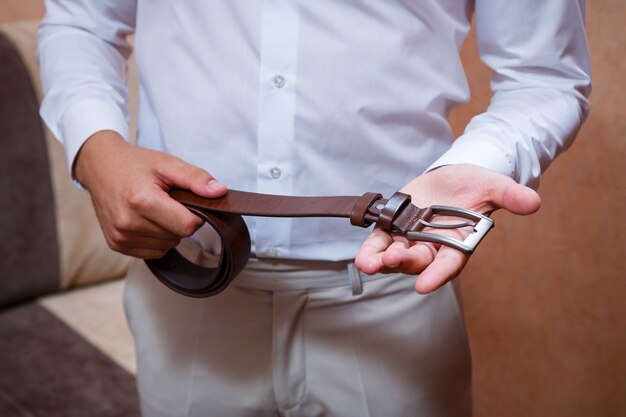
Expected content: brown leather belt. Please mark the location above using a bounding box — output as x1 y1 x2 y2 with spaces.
145 189 494 297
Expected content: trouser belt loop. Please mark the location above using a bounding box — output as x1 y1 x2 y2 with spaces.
347 263 363 296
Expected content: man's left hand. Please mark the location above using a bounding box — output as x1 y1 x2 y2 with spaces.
354 164 541 293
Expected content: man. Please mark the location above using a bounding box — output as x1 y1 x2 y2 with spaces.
38 1 590 416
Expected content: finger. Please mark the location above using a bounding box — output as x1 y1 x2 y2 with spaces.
380 240 411 269
105 225 181 255
132 185 205 237
115 235 181 252
354 229 394 274
380 242 438 275
488 175 541 215
110 213 182 240
157 157 227 198
122 246 177 260
413 247 468 294
108 223 180 245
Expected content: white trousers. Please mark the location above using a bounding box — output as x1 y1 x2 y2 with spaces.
124 257 472 417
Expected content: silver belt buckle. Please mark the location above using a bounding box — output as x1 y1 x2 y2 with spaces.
405 205 494 254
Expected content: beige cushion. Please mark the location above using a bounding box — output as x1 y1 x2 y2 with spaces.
39 279 136 374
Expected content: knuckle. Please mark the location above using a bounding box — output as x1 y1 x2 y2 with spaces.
166 157 191 173
107 228 129 248
177 159 211 181
111 211 135 232
127 188 154 210
104 233 124 252
195 168 212 182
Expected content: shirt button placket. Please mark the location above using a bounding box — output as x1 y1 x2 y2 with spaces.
256 2 299 260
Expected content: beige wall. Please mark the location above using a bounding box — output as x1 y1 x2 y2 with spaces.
0 0 43 23
454 2 626 416
3 2 624 416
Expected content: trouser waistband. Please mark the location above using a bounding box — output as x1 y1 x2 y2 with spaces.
176 238 397 296
232 257 399 295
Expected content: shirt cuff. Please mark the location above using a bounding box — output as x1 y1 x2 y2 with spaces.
60 98 129 175
425 133 515 179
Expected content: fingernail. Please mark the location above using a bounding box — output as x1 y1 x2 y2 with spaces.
207 179 226 192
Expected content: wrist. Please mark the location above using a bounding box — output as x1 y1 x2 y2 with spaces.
73 130 128 188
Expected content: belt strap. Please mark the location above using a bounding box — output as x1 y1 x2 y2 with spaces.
146 189 494 298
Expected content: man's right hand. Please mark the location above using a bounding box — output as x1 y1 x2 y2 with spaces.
74 130 227 259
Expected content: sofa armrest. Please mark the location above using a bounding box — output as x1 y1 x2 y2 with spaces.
0 20 134 307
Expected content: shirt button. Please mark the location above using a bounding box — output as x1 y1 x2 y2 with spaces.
273 75 286 88
269 167 282 179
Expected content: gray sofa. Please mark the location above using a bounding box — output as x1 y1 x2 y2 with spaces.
0 20 140 417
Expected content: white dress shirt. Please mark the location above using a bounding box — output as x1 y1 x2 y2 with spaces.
38 0 591 261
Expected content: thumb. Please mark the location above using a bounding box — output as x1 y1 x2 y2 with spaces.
489 175 541 215
157 156 228 198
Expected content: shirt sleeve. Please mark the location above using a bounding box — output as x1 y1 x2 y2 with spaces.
428 0 591 189
38 0 137 173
